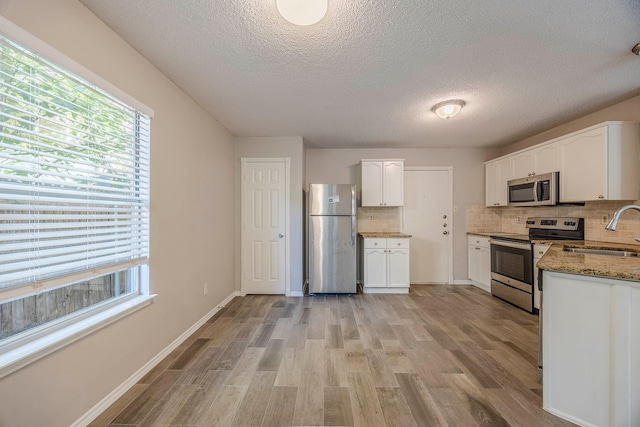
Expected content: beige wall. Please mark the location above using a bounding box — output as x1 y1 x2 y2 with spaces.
235 137 305 294
306 148 499 281
0 1 236 426
501 94 640 155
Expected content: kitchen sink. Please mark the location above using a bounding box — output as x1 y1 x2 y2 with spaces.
563 247 639 257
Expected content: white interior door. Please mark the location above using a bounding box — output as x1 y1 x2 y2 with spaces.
402 168 453 284
241 159 288 294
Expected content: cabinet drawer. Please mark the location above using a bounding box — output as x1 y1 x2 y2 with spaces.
467 235 490 249
364 238 387 249
387 238 410 249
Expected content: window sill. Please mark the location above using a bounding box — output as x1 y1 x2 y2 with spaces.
0 294 156 379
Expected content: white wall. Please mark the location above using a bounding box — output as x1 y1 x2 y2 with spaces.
0 1 236 426
235 137 305 294
306 148 499 281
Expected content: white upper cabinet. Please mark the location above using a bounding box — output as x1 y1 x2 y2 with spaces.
485 122 639 205
510 150 534 179
559 123 640 202
361 159 404 206
485 157 511 207
532 142 559 175
510 142 559 179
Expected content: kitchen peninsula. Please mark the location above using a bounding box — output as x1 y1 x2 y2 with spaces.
538 243 640 427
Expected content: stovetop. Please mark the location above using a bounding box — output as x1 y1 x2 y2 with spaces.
489 217 585 243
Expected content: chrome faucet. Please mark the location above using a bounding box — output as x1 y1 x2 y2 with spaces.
605 204 640 241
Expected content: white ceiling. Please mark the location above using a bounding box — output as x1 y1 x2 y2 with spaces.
79 0 640 149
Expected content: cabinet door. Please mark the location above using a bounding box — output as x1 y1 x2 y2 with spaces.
382 160 404 206
510 151 534 179
361 161 383 206
559 127 607 202
498 158 511 205
533 142 559 175
364 248 387 287
478 247 491 287
485 161 500 207
468 246 480 282
387 248 410 287
486 158 511 206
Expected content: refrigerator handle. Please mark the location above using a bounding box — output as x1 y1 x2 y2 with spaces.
351 215 356 246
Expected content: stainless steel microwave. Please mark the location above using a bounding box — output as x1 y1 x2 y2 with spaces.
507 172 558 206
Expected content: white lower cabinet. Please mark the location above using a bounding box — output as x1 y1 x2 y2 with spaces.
542 271 640 427
467 235 491 292
361 237 410 293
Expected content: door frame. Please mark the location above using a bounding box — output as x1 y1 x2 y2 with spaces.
240 157 291 296
402 166 454 284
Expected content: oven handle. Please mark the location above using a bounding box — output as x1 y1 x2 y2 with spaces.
489 239 532 250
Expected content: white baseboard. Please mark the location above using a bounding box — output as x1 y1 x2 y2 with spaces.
452 279 473 285
287 291 304 297
72 290 240 427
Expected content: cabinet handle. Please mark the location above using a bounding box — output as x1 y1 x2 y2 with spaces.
598 195 604 199
443 230 449 235
475 247 480 250
538 251 544 254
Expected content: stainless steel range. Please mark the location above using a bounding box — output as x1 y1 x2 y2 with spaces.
489 217 584 313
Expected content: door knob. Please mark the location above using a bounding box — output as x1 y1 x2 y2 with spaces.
443 230 449 235
278 233 284 238
443 214 447 219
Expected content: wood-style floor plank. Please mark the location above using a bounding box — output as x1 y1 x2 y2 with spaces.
94 285 577 427
324 386 354 426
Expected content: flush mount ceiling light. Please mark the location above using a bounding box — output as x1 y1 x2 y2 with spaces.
431 99 465 119
277 0 328 26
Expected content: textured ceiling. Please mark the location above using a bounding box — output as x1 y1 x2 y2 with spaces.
79 0 640 148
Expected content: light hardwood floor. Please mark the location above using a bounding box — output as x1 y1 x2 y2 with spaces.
90 285 575 426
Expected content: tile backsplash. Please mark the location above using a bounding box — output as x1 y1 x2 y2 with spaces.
357 207 401 232
467 200 640 245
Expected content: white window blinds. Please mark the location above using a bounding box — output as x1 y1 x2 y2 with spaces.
0 35 150 292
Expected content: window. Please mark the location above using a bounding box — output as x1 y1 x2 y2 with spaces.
0 31 152 375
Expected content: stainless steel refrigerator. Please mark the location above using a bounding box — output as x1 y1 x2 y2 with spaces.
308 184 357 294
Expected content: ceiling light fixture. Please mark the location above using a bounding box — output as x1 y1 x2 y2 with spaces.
431 99 465 119
277 0 328 26
633 43 640 56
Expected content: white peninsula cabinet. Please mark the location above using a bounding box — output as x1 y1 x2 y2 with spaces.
467 235 490 292
559 122 640 202
361 159 404 206
361 237 410 293
543 271 640 427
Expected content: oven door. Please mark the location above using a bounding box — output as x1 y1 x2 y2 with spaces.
489 239 533 292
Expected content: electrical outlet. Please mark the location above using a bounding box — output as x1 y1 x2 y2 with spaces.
203 282 208 296
368 215 373 221
602 214 609 224
516 216 522 224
